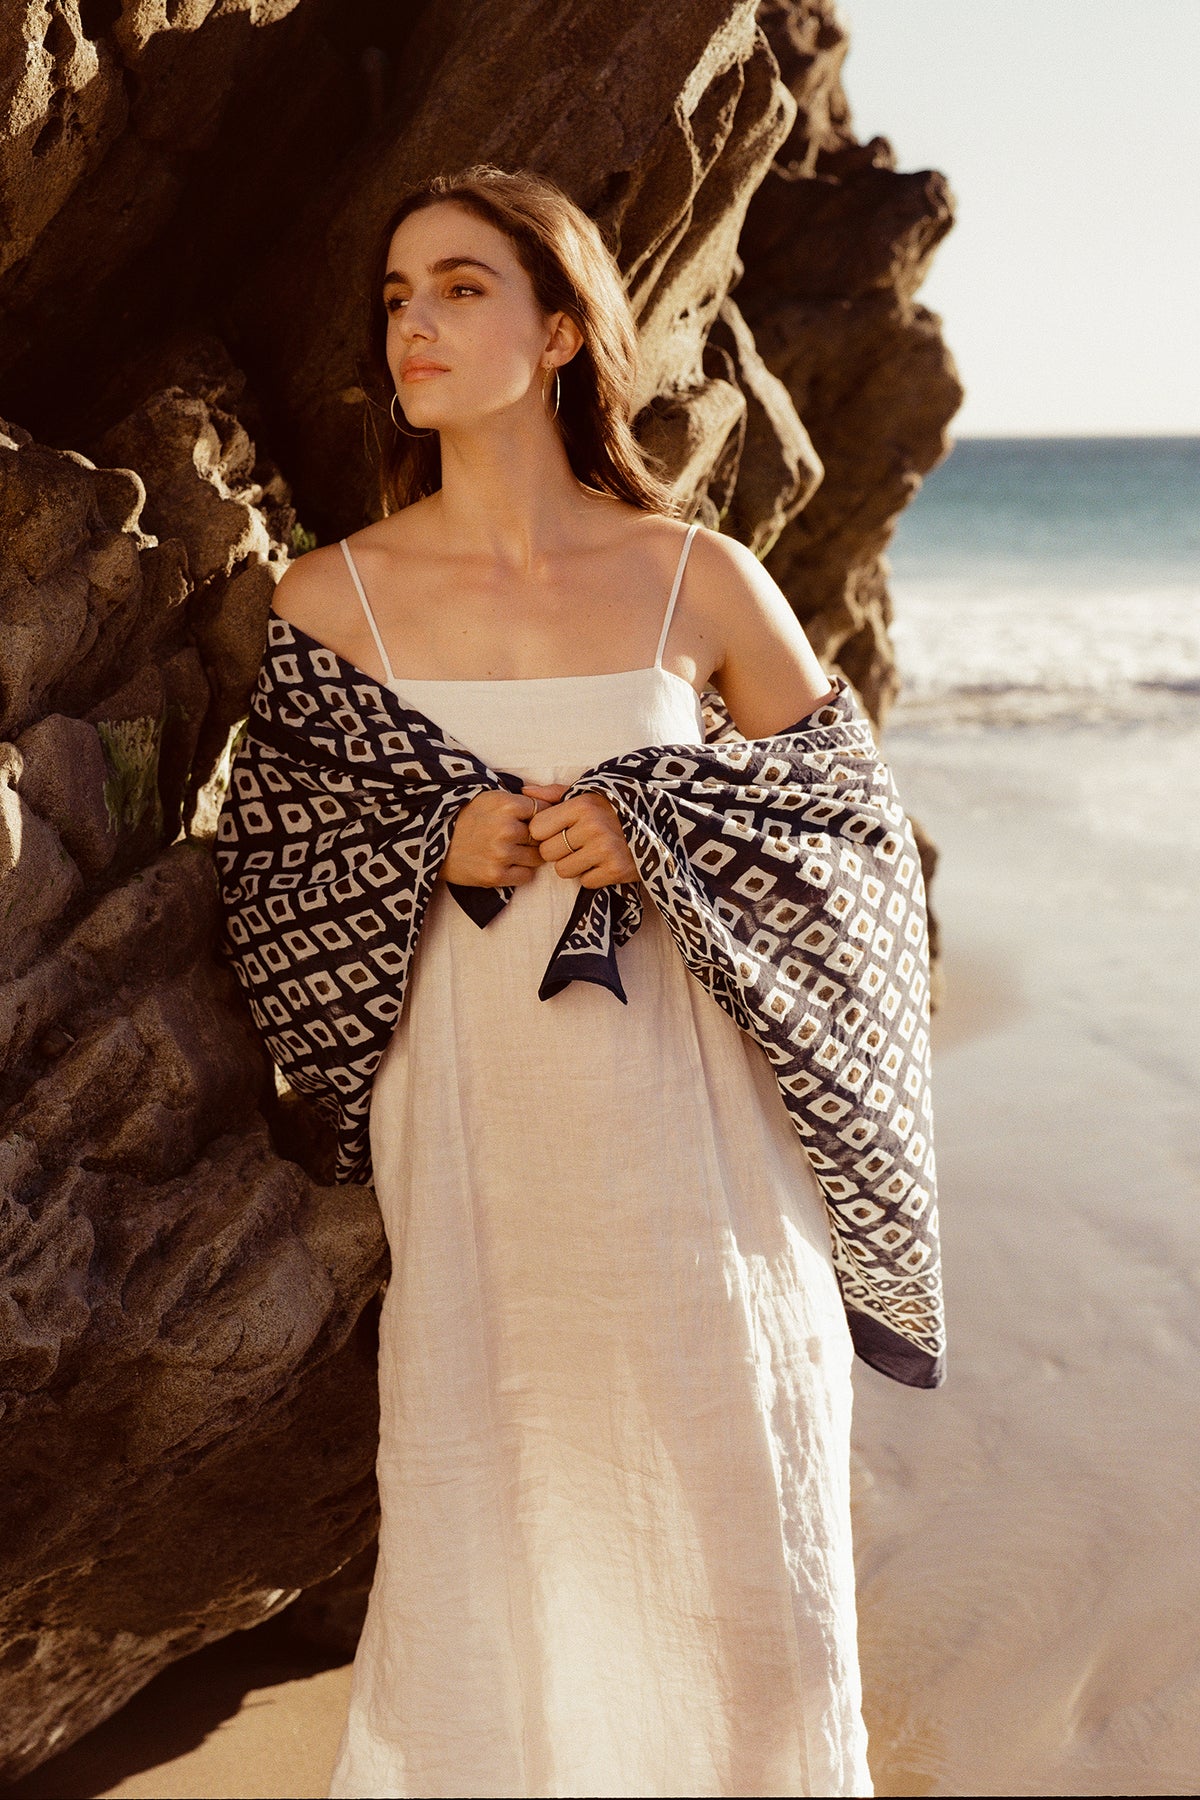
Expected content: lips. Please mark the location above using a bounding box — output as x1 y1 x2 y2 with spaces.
401 361 449 381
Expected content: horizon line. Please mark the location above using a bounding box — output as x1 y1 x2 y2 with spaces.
948 429 1200 442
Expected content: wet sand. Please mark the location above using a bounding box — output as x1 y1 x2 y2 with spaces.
855 716 1200 1798
12 717 1200 1799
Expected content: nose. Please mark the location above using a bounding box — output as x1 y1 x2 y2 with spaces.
397 294 437 344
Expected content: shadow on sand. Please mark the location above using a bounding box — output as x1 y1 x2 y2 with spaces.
5 1613 349 1800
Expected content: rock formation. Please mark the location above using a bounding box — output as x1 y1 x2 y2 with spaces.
0 0 960 1777
739 2 961 725
0 401 390 1782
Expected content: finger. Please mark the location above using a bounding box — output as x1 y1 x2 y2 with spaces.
528 806 561 844
549 846 597 879
580 856 637 888
521 782 569 803
528 799 587 844
536 824 590 862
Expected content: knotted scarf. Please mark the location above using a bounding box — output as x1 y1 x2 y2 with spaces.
215 616 945 1388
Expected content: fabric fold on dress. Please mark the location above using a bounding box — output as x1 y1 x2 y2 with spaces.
215 615 945 1389
326 653 871 1800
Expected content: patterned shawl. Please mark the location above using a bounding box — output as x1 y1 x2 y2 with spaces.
215 616 945 1389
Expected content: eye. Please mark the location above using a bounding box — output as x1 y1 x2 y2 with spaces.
449 283 482 298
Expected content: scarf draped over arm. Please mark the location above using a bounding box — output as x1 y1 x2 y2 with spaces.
215 617 945 1389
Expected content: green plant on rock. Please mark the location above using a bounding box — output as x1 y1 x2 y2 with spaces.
97 713 164 837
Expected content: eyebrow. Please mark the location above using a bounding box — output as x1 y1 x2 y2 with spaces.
382 256 501 289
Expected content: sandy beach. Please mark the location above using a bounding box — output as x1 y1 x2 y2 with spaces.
11 713 1200 1800
854 715 1200 1797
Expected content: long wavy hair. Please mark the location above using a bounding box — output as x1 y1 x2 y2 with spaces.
359 164 682 520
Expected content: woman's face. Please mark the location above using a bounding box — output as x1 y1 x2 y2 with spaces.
382 200 576 432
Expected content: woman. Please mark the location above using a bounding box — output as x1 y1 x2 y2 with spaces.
265 164 875 1799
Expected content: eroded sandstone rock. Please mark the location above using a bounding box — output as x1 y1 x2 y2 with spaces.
13 713 117 883
0 0 315 394
0 406 385 1783
704 291 823 554
737 2 964 727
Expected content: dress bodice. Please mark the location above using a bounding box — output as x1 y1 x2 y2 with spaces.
387 665 706 787
342 518 707 787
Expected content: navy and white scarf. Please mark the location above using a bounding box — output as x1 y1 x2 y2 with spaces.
215 617 945 1389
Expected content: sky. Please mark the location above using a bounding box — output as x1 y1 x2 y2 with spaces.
832 0 1200 436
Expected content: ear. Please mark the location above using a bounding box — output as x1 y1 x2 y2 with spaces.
547 309 584 366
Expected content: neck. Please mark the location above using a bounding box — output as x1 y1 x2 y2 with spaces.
428 405 616 574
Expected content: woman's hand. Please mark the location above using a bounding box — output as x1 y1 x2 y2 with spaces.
439 790 543 888
523 783 638 889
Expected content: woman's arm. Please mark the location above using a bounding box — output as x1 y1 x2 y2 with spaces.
691 527 837 739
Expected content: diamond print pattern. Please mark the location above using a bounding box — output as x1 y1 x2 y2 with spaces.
215 617 945 1389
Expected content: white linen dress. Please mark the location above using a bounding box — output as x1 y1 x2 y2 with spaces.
326 528 872 1800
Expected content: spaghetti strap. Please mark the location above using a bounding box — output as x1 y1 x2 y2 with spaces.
653 521 700 670
340 537 396 686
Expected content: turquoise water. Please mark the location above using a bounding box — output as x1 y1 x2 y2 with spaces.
885 437 1200 722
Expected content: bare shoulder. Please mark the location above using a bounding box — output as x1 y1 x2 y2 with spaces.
269 505 428 647
686 520 778 599
616 512 800 680
622 511 750 588
270 540 353 635
676 520 835 734
674 521 798 650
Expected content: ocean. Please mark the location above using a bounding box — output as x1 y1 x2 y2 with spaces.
884 437 1200 725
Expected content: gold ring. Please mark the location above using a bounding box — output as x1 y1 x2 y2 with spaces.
561 827 575 853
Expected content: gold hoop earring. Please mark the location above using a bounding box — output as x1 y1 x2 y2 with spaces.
543 368 561 419
391 392 434 438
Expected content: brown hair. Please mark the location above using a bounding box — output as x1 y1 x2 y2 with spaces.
359 164 682 520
